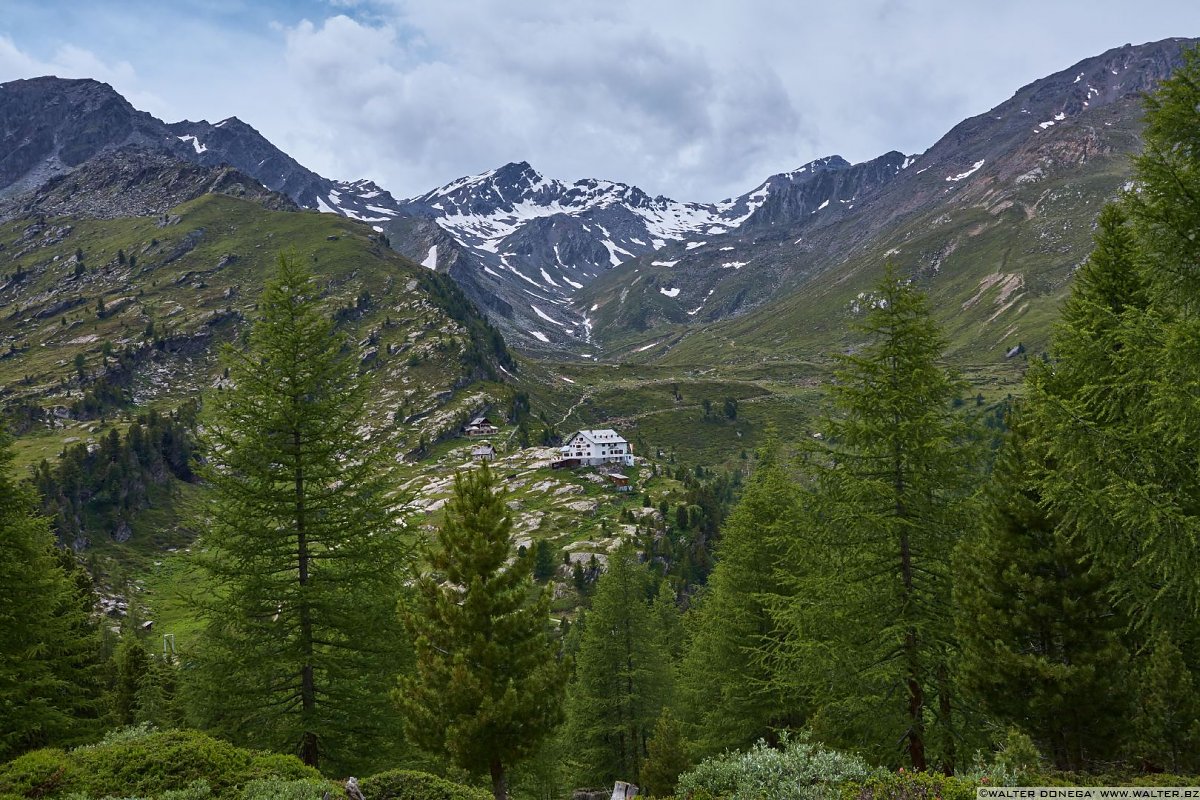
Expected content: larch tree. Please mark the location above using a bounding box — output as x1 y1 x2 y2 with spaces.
397 462 568 800
1032 48 1200 622
775 268 980 772
564 542 673 787
188 253 408 773
0 427 102 760
677 448 806 759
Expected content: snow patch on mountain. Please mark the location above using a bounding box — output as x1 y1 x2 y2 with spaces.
422 246 438 270
946 160 985 182
176 135 207 154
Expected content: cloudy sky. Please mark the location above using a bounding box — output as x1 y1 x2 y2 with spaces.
1 1 1196 202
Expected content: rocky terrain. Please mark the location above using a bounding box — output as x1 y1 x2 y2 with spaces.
5 38 1194 360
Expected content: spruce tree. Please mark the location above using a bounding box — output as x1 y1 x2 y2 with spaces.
954 411 1131 770
187 253 407 772
776 269 980 771
677 450 805 758
0 427 102 760
397 463 568 800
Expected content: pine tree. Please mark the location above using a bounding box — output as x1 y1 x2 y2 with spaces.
0 427 102 760
397 463 568 800
677 450 805 758
775 269 980 771
187 253 407 773
564 543 672 786
954 411 1131 771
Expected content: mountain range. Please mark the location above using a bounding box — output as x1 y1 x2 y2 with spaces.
1 36 1195 359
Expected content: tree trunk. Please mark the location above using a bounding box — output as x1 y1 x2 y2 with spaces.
937 661 955 775
490 759 507 800
896 443 926 771
295 428 318 768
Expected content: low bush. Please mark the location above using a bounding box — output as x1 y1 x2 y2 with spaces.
0 728 321 800
359 769 492 800
840 771 977 800
675 732 872 800
240 778 341 800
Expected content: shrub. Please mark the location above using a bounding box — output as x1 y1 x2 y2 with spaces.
840 771 976 800
0 749 74 797
359 769 491 800
0 729 319 800
675 732 872 800
239 778 342 800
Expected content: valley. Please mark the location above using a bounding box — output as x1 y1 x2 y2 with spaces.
3 26 1200 800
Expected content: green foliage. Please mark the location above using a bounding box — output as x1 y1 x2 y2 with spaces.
0 729 318 800
1126 633 1200 773
0 428 104 761
186 253 408 773
32 408 195 547
414 270 513 379
397 462 568 799
839 771 977 800
954 412 1130 770
532 539 556 582
564 543 673 786
774 269 981 771
239 778 340 800
675 732 871 800
1031 47 1200 622
640 709 691 799
358 769 492 800
678 451 805 758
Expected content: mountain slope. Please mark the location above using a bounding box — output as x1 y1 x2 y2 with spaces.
575 37 1196 361
0 76 405 226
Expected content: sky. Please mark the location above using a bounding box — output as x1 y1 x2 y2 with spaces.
1 1 1196 203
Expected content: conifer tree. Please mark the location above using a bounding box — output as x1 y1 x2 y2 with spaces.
397 463 567 800
1032 49 1200 620
640 709 691 798
0 427 102 760
776 269 980 771
955 412 1131 770
188 253 407 772
677 450 805 758
112 635 151 726
564 543 673 787
1127 633 1200 774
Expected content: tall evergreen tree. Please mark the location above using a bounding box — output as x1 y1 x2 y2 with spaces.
677 450 805 758
0 427 102 760
1032 49 1200 621
955 411 1131 770
397 463 568 800
775 269 980 771
564 543 672 786
187 253 407 773
1127 632 1200 774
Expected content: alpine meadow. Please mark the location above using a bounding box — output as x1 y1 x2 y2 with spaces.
2 7 1200 800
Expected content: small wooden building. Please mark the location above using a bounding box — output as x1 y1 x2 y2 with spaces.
606 474 632 492
464 416 499 436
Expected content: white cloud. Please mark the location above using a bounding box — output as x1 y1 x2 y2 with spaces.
1 1 1198 202
0 35 168 116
